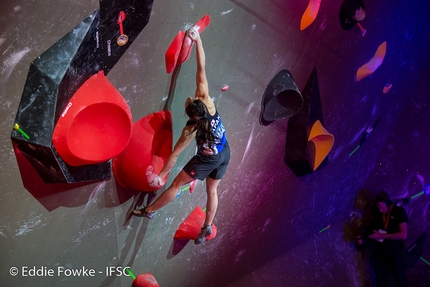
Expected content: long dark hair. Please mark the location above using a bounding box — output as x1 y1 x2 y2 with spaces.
186 100 216 148
374 191 393 208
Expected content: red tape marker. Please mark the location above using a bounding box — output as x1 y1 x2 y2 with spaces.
117 11 126 35
357 22 366 37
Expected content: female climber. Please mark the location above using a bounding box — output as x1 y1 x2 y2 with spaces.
132 27 230 245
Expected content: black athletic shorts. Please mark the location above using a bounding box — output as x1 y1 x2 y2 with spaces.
183 142 230 180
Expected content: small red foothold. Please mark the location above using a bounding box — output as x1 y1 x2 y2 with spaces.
222 85 229 92
189 180 196 193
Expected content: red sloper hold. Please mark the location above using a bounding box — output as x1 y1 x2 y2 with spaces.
52 71 133 166
133 273 160 287
112 110 173 191
177 14 211 65
174 206 217 241
165 31 185 74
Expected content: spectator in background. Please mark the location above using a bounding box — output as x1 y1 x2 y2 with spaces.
358 191 408 287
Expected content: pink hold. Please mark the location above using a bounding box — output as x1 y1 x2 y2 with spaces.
383 83 392 94
221 85 229 92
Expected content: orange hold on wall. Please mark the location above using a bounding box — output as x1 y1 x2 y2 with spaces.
300 0 321 31
307 120 335 171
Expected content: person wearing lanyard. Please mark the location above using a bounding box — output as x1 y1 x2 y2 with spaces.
132 27 230 245
368 191 408 287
